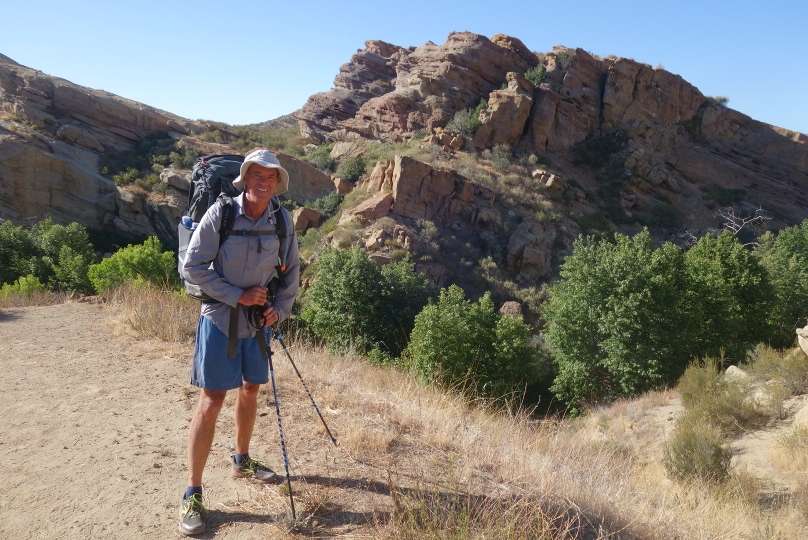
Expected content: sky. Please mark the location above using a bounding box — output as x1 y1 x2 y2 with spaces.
2 0 806 134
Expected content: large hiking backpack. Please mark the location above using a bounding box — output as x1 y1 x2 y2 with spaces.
177 154 292 302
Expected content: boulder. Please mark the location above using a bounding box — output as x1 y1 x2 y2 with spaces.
344 192 394 225
473 72 534 148
160 168 189 191
333 175 353 194
275 152 335 203
366 158 395 192
415 262 449 287
545 175 567 192
797 324 808 357
505 221 557 279
291 207 323 232
499 301 523 317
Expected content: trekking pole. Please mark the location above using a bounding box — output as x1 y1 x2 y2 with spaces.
273 331 338 447
262 327 296 521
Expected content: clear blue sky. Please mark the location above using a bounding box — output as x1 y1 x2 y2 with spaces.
3 0 806 134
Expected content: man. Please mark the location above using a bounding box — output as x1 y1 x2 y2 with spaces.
178 149 300 535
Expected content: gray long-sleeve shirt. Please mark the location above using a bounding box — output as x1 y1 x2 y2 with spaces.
182 193 300 339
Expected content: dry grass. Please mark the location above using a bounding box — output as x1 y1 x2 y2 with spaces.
107 290 808 538
254 342 808 539
0 289 66 309
108 281 198 342
772 426 808 473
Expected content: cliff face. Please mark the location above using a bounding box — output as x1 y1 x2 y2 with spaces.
0 55 205 239
295 34 808 227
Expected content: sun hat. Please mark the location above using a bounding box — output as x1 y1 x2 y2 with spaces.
233 149 290 197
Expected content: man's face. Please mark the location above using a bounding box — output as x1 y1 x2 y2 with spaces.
244 164 280 202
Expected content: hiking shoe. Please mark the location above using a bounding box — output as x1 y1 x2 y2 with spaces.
232 456 278 483
178 493 207 536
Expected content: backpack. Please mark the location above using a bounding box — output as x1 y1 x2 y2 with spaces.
177 154 292 303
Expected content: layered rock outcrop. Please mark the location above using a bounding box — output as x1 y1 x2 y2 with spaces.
296 32 536 142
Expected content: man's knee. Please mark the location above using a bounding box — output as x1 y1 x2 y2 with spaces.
240 382 261 398
197 389 227 417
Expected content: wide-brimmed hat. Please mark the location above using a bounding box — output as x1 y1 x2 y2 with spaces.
233 149 289 197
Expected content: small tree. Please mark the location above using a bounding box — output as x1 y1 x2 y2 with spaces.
405 285 539 399
755 220 808 347
337 157 366 183
542 230 693 412
684 231 773 361
301 247 434 356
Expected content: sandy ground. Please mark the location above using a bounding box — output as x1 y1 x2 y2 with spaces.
0 302 390 539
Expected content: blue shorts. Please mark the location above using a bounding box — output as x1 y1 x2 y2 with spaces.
190 316 269 391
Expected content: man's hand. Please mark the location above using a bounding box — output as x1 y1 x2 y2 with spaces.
262 306 279 328
239 286 267 307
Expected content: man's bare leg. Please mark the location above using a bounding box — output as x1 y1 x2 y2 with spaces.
187 389 227 487
234 382 260 455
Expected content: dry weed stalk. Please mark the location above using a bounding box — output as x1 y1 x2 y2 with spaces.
109 282 197 342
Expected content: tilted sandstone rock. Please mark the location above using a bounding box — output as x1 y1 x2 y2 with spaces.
473 72 534 148
275 153 336 203
505 221 558 279
388 155 500 227
342 191 394 226
291 207 323 232
296 40 405 143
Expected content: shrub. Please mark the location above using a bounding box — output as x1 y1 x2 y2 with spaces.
663 415 732 484
301 247 434 356
684 231 773 362
699 184 746 206
557 49 577 70
445 98 488 136
524 65 546 85
571 130 627 168
745 344 808 395
405 285 539 399
337 156 366 182
677 357 769 434
87 237 178 293
491 144 512 172
543 230 693 411
0 220 38 286
309 191 344 218
755 220 808 348
305 142 335 172
0 274 47 298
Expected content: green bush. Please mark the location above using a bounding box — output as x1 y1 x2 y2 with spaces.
491 144 512 172
524 65 546 85
663 415 732 484
305 142 335 172
301 247 434 356
337 156 366 182
543 230 693 412
755 220 808 348
684 231 773 362
557 49 577 70
571 130 627 168
445 98 488 136
745 344 808 395
87 237 178 293
308 191 344 218
0 274 47 298
405 285 539 399
0 220 38 286
677 358 768 434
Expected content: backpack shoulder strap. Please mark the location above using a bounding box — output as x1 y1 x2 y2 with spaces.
217 194 235 246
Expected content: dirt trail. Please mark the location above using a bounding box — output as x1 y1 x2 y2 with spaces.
0 303 384 539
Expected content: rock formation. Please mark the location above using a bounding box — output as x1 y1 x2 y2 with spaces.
296 32 536 142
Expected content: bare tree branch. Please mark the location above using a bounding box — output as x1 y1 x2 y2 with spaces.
715 207 771 246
